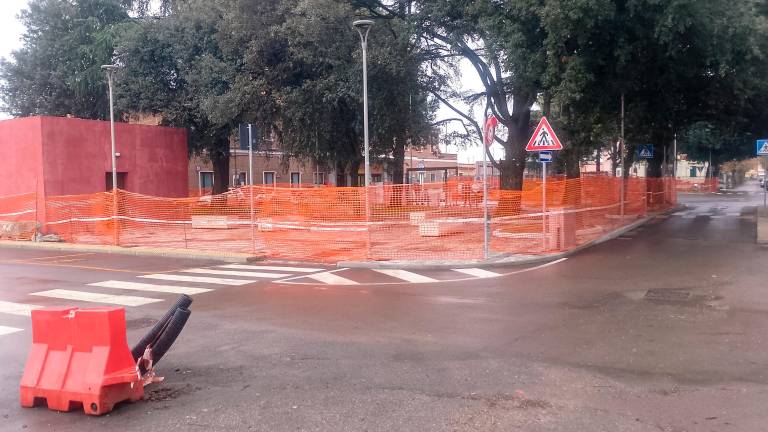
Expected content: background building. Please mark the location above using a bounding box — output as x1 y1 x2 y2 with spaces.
0 116 188 198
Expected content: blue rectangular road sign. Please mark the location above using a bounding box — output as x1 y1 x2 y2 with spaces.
539 151 552 163
637 144 653 159
757 139 768 156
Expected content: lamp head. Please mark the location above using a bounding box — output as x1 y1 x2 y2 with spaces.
352 20 373 34
352 19 374 31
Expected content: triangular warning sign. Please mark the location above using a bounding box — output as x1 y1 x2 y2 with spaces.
760 142 768 155
639 148 652 158
526 117 563 151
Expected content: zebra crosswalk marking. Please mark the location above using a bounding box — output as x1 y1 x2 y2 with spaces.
0 325 23 336
138 273 255 286
219 264 324 273
0 300 42 317
31 289 163 306
88 280 213 295
181 268 291 279
371 269 438 283
451 268 502 278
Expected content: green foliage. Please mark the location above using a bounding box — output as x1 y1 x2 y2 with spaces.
0 0 130 119
117 0 436 187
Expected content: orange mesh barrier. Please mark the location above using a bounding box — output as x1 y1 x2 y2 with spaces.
675 178 718 193
0 192 37 240
30 176 679 262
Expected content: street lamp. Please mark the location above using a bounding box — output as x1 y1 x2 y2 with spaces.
101 64 118 193
101 64 119 245
353 19 373 187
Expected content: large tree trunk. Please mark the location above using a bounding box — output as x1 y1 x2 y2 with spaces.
211 150 230 195
349 159 362 187
391 139 405 184
495 99 531 216
499 103 532 190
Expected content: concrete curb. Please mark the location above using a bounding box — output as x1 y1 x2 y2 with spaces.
339 207 682 270
0 240 252 263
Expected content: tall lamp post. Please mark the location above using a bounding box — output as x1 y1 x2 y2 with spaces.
353 19 373 187
101 64 119 244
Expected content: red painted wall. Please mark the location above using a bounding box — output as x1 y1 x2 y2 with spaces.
0 116 44 197
38 116 188 197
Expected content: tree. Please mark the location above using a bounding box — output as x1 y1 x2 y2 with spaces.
611 0 766 178
0 0 130 119
116 0 242 193
220 0 436 185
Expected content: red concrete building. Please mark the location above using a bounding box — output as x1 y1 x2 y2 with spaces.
0 116 188 198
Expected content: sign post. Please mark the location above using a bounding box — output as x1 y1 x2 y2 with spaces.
482 115 498 259
526 117 563 252
539 151 552 249
240 123 258 253
757 139 768 207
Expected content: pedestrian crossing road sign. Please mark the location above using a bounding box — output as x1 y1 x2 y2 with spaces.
637 144 653 159
526 117 563 151
757 139 768 156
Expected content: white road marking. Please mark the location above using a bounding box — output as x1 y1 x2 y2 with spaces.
219 264 324 273
88 280 213 295
279 258 570 286
138 273 255 286
0 325 23 336
451 268 503 278
305 271 359 285
372 269 438 283
31 289 162 306
0 300 41 317
181 268 291 279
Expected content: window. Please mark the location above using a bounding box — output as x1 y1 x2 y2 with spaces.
233 172 247 187
263 171 276 185
418 171 425 184
358 174 365 185
313 172 325 185
372 174 382 183
430 173 436 182
199 171 214 192
290 172 301 187
690 167 698 178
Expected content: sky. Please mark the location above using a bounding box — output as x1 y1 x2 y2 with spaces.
0 0 501 163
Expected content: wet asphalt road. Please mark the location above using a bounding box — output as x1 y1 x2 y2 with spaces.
1 182 767 431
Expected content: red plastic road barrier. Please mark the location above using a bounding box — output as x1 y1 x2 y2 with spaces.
20 307 143 415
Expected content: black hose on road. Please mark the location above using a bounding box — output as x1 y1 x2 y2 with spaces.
131 294 193 361
149 307 192 366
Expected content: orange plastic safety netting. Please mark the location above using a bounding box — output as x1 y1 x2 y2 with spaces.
0 192 37 240
35 176 677 262
675 178 718 193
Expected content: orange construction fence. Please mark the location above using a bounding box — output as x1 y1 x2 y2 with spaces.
0 192 37 240
1 176 679 263
675 178 718 193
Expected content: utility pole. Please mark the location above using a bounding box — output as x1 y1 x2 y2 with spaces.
620 92 625 218
101 64 119 245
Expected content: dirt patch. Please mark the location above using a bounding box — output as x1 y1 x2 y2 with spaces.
467 393 553 410
145 383 200 402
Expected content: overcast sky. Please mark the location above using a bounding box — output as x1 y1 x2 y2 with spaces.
0 0 499 162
